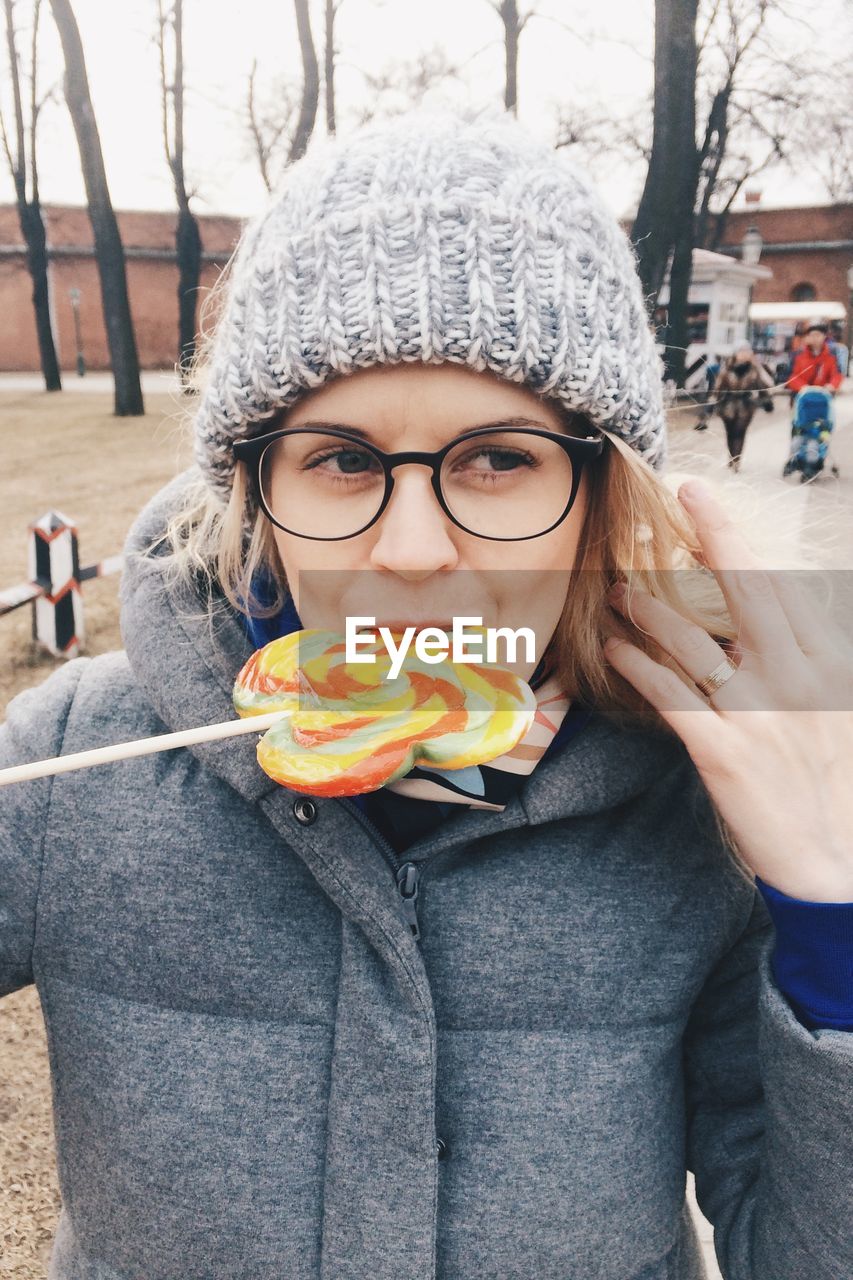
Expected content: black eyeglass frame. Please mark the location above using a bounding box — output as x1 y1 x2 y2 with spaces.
232 424 606 542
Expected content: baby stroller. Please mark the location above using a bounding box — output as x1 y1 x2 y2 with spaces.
782 387 840 483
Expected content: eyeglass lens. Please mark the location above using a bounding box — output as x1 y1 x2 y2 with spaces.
259 429 576 539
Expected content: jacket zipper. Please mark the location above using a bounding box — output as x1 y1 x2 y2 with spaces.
338 797 425 942
395 861 421 941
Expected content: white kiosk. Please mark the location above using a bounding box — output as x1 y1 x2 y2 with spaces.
655 248 772 391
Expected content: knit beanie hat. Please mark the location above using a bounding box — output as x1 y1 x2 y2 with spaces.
194 106 666 503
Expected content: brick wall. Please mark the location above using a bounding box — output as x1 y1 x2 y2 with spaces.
719 204 853 314
5 200 852 372
0 204 243 372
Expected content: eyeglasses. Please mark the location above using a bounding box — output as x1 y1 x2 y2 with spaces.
232 425 605 542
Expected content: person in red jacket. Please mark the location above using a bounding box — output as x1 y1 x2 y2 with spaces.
787 322 844 398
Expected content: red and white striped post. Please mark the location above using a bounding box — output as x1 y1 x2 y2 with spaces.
27 511 85 657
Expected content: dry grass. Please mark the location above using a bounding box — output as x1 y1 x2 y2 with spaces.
0 387 192 1276
0 387 193 708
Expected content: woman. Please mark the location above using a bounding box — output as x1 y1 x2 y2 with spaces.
1 109 851 1280
699 346 774 471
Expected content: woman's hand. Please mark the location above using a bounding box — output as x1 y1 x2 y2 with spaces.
604 477 853 903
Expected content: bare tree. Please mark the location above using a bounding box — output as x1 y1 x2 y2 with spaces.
631 0 699 387
49 0 143 415
0 0 61 389
157 0 201 383
679 4 836 218
802 55 853 202
291 0 319 161
353 46 463 126
692 0 811 250
811 110 853 203
554 106 648 181
636 0 824 384
488 0 535 115
245 0 319 193
324 0 344 136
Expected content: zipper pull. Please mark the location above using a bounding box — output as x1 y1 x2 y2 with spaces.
396 861 421 942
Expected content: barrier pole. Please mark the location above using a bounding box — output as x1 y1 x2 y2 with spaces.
27 511 85 658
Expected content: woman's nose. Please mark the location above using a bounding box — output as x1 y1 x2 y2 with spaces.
368 469 460 576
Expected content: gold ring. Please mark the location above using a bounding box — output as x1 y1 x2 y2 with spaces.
695 657 738 698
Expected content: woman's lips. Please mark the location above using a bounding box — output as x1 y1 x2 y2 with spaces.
374 619 459 632
373 622 450 637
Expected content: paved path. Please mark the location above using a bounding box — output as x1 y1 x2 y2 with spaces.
667 382 853 569
0 369 180 394
670 385 852 1277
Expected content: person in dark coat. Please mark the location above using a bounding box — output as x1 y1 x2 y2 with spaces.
709 345 775 470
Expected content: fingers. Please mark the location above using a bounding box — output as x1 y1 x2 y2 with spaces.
608 583 749 712
676 479 801 664
603 636 722 764
769 572 846 657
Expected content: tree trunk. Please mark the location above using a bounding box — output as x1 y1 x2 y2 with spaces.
290 0 319 163
498 0 520 114
631 0 699 311
20 199 62 390
49 0 144 415
162 0 201 384
3 0 61 389
665 210 694 388
693 86 730 251
176 202 201 382
324 0 336 135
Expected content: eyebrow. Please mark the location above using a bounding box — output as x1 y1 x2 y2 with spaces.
287 415 558 440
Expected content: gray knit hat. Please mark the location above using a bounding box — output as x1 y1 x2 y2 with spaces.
194 106 666 502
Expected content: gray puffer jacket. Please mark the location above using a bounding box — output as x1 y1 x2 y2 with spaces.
1 474 850 1280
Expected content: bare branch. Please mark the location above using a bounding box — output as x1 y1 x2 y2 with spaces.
246 58 296 192
3 0 26 192
525 10 590 44
455 38 502 69
355 42 462 126
517 4 536 35
247 60 270 193
28 0 40 200
0 101 15 179
324 0 336 134
697 0 722 60
172 0 187 205
156 0 173 175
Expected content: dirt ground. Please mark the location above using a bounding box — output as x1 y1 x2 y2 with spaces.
0 387 192 1275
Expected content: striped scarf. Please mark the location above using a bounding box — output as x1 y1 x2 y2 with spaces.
240 586 586 812
384 674 572 810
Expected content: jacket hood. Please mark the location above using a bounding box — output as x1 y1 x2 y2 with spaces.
119 469 691 828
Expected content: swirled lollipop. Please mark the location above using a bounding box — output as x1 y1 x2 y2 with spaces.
232 628 537 797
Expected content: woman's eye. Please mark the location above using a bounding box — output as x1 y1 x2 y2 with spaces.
454 447 536 474
304 447 380 476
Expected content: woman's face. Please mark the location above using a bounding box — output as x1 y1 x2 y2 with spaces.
267 363 590 681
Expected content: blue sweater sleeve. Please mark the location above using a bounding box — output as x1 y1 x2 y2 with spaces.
755 876 853 1032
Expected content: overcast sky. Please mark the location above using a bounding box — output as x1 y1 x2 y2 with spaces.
0 0 847 225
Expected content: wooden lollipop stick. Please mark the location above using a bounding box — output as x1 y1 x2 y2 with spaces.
0 710 292 787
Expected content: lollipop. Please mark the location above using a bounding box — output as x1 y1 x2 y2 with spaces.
0 629 536 793
232 628 537 797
